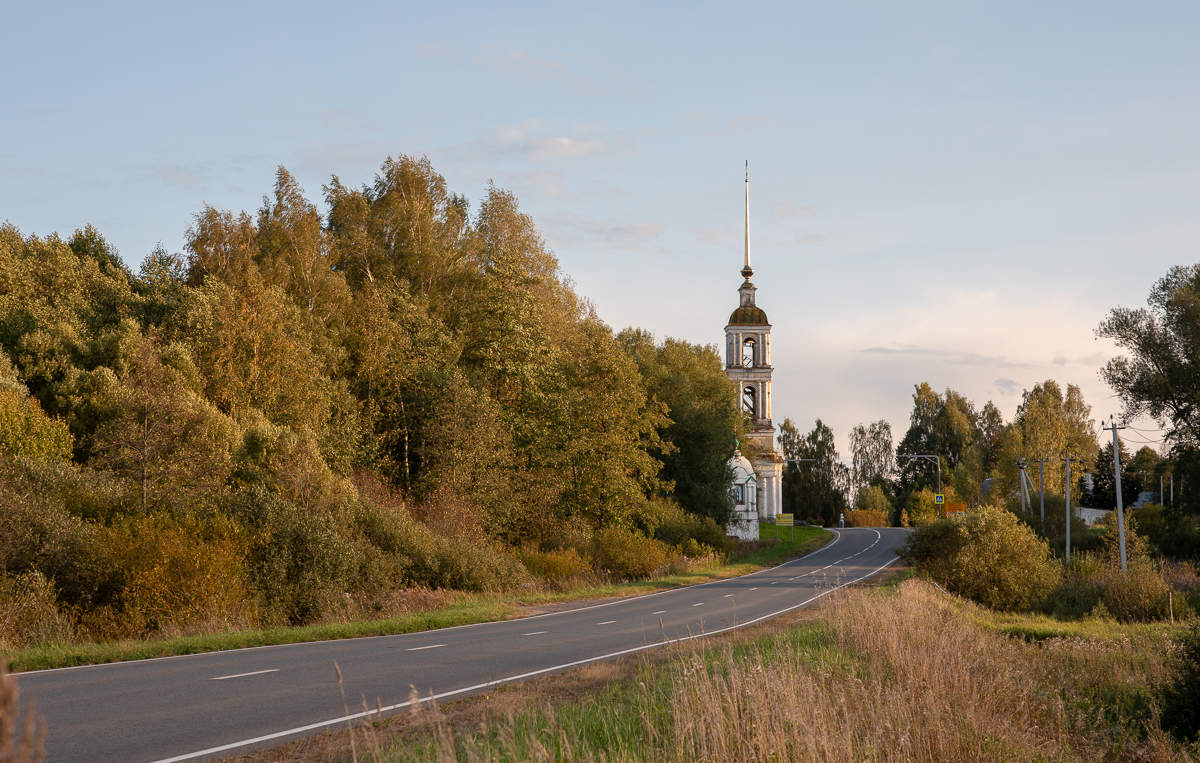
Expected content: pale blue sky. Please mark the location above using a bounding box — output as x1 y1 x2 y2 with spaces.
4 1 1198 453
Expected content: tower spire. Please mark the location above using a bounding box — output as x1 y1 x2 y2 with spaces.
742 160 754 281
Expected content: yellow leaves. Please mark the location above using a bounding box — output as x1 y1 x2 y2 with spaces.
0 383 72 464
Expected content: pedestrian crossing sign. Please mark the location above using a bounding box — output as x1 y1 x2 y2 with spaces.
934 494 945 504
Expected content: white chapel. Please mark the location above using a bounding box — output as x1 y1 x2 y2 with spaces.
725 164 785 540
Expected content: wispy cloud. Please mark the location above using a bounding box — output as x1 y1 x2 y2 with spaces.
493 124 608 160
859 344 1034 369
994 377 1021 395
1053 351 1109 366
545 213 662 249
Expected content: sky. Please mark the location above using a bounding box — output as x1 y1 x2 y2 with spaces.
3 1 1198 457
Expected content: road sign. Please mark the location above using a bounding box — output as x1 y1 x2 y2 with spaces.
934 494 945 505
776 514 794 526
945 502 967 515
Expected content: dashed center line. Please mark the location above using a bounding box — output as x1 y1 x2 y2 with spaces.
598 620 616 625
691 602 704 607
211 669 278 681
748 587 758 591
406 644 447 651
522 631 547 636
651 610 666 615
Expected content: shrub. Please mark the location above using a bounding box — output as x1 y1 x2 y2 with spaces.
0 570 74 651
351 496 528 594
518 547 593 585
846 509 887 527
633 497 730 554
854 483 892 517
228 486 359 625
104 514 257 636
1098 562 1170 622
1161 624 1200 742
1043 552 1104 619
901 505 1061 611
593 526 677 580
0 474 122 610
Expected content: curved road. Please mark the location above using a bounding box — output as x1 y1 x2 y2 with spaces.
17 527 907 762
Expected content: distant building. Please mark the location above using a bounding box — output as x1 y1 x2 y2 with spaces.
724 164 784 538
726 448 758 540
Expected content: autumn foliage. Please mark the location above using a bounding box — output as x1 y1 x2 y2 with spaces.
0 157 741 650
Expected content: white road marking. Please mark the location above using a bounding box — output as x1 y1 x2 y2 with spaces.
651 610 666 615
210 669 278 681
22 531 859 680
748 587 758 591
691 602 704 607
722 594 733 598
522 631 547 636
153 532 896 763
406 644 446 651
597 620 616 625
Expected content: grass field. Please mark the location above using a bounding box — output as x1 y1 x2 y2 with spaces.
359 578 1195 762
4 525 830 672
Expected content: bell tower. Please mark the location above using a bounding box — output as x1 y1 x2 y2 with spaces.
724 162 784 520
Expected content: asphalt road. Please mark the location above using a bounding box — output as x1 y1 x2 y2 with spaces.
16 527 908 762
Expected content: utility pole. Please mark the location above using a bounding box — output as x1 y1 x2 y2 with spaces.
1035 457 1046 534
1015 458 1028 516
1161 473 1165 507
1104 417 1128 573
1171 472 1174 506
1063 455 1073 563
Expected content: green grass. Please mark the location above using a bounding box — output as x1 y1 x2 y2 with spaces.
6 525 832 672
387 622 838 762
380 579 1188 762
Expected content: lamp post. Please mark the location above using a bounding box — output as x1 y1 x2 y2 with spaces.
899 453 941 493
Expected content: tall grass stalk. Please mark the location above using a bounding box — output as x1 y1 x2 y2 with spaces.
393 580 1183 762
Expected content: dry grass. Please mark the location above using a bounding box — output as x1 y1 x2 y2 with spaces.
376 579 1187 762
0 662 43 763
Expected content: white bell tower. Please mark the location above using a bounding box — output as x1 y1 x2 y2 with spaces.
724 162 784 521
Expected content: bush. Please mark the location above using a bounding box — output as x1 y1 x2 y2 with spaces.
593 526 678 580
632 497 730 554
853 483 892 518
845 509 887 527
352 496 528 594
1098 562 1170 622
518 547 593 585
1043 552 1104 619
0 570 74 650
1161 624 1200 742
901 506 1061 611
104 514 258 636
228 486 360 625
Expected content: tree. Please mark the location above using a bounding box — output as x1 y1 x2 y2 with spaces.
849 419 894 496
618 329 740 525
90 333 234 513
993 381 1096 503
896 383 978 494
1099 264 1200 445
781 418 849 525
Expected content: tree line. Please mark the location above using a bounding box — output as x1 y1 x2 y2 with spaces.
780 264 1200 559
0 157 743 646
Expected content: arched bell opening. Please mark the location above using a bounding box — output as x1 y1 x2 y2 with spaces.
741 337 756 368
742 385 757 418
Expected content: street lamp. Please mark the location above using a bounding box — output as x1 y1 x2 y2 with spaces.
899 453 941 492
